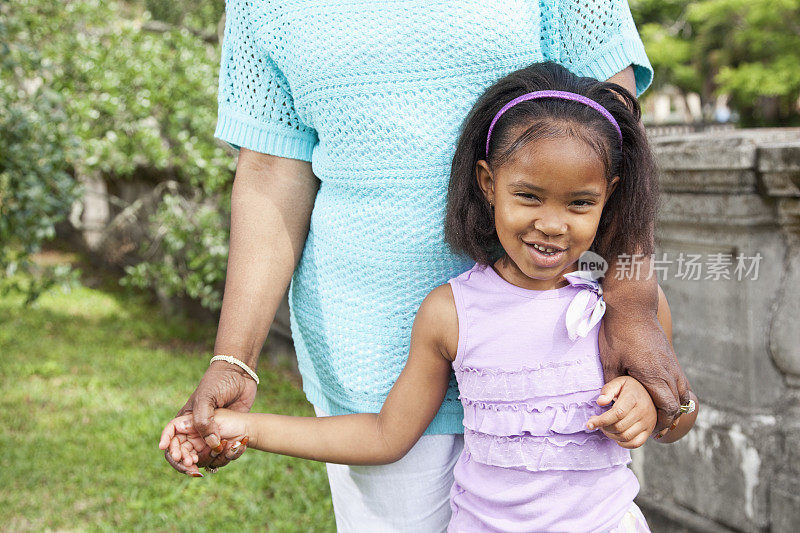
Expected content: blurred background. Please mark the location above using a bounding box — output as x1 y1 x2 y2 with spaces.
2 0 799 531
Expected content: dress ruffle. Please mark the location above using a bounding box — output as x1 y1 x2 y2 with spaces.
460 394 607 436
464 429 631 471
451 268 629 474
454 357 604 402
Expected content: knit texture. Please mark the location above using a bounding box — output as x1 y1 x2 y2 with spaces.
214 0 653 435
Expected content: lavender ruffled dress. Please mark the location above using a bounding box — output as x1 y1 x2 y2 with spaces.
446 263 649 533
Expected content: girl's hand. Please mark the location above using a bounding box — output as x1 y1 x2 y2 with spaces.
159 411 249 475
585 376 657 449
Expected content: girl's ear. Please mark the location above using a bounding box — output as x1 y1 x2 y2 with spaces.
475 160 495 206
604 176 620 205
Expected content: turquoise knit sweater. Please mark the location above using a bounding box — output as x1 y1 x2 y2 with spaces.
214 0 653 435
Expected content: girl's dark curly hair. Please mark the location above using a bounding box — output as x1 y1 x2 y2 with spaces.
444 61 658 266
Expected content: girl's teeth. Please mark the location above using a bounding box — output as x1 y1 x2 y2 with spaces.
533 244 557 253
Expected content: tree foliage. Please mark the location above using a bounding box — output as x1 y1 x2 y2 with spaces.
2 0 233 309
631 0 800 125
1 3 83 302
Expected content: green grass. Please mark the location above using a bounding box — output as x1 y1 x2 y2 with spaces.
0 268 335 532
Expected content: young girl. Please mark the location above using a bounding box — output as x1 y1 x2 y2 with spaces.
160 62 697 532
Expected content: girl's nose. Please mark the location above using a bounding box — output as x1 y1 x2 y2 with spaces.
533 215 567 236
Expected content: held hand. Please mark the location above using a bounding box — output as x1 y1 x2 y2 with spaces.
598 311 691 433
586 376 657 450
163 361 257 475
159 413 249 474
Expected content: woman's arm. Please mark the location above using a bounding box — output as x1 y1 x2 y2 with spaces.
586 283 697 446
597 66 693 433
219 284 456 465
165 150 320 476
606 66 636 96
599 246 692 434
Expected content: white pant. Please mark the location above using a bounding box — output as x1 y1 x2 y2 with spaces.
314 405 465 533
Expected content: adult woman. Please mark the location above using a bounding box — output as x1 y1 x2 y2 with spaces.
165 2 691 530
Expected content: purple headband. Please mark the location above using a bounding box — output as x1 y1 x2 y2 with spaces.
484 90 623 158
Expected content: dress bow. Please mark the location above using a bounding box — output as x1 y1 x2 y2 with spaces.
562 270 606 341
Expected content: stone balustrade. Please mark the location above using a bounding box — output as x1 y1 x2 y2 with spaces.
634 128 800 533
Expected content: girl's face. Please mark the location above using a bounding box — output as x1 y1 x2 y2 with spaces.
476 135 619 291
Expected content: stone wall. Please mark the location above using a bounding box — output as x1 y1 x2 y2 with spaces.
633 128 800 532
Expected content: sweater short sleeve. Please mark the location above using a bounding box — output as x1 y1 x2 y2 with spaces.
213 0 317 160
539 0 654 97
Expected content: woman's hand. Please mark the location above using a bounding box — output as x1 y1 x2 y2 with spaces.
163 361 257 476
159 411 249 475
585 376 657 449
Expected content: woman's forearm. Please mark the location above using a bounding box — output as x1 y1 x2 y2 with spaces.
598 253 692 433
222 410 404 465
213 150 319 369
602 254 659 317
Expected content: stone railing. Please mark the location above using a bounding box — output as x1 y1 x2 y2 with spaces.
633 128 800 533
645 122 736 138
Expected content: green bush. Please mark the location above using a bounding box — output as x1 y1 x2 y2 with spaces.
0 6 83 302
2 0 235 309
121 188 230 312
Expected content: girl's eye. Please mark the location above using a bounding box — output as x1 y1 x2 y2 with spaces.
571 200 595 207
515 193 540 201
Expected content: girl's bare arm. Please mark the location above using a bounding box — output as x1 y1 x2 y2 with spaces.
219 284 457 465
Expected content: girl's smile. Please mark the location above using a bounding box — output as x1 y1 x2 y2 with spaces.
524 240 568 268
476 134 619 291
